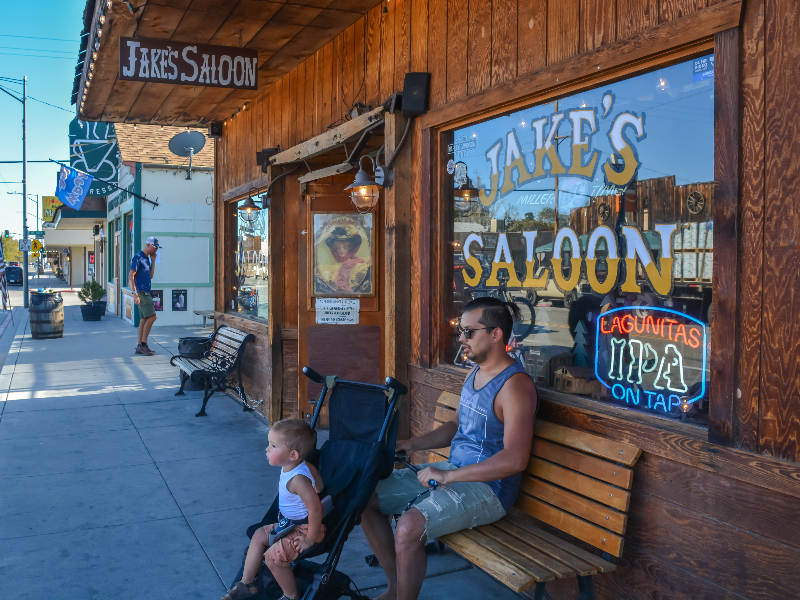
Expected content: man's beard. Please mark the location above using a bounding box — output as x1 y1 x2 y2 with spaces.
465 345 491 364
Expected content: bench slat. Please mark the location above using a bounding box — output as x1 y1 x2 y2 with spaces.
532 438 634 489
503 509 618 570
491 520 598 576
527 458 630 511
519 476 627 534
461 529 558 584
535 421 641 466
436 390 460 410
435 405 456 422
475 524 579 578
515 494 624 557
441 531 548 592
427 452 449 463
217 327 248 342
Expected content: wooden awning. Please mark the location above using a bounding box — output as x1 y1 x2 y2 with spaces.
78 0 381 126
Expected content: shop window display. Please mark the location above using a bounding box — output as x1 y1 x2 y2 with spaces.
446 55 714 425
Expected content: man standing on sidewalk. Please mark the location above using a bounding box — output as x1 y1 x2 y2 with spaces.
129 237 160 355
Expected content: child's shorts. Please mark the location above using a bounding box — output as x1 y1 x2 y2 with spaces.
262 523 326 567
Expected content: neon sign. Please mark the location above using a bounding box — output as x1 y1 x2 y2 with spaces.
595 307 707 413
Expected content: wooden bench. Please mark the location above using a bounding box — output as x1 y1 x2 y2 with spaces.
170 325 256 416
193 309 215 328
431 391 642 600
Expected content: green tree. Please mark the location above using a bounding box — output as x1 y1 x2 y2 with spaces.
2 236 22 264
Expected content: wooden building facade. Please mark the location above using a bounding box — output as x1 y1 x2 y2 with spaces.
80 0 800 597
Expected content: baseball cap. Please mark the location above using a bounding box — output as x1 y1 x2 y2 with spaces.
145 236 161 249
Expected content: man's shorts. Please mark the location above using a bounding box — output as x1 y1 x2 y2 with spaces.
375 461 506 540
260 523 326 568
137 292 156 318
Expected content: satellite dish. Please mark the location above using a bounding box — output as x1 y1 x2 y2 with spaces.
168 131 206 180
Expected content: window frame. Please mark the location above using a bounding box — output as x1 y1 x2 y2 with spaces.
421 37 739 446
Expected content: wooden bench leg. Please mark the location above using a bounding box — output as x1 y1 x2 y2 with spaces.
576 575 596 600
196 379 213 417
175 372 188 396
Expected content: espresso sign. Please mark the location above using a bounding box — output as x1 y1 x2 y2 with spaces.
119 37 258 90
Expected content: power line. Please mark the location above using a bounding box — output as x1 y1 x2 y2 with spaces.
0 45 76 55
29 96 73 113
0 34 79 43
0 52 75 60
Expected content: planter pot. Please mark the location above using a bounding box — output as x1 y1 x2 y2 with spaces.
80 303 104 321
94 300 107 313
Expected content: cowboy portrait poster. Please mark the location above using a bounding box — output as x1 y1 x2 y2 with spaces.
312 213 374 297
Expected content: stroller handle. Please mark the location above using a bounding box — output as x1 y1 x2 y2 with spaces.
385 377 408 396
303 366 325 384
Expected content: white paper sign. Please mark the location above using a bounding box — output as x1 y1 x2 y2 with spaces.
316 298 360 324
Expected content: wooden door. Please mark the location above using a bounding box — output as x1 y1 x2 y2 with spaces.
297 179 385 425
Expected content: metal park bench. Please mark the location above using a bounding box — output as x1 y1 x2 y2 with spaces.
170 325 260 416
430 394 642 600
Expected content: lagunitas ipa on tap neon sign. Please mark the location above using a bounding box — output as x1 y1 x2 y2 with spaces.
595 307 707 413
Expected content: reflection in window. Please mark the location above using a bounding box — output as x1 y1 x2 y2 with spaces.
231 198 269 320
447 55 714 426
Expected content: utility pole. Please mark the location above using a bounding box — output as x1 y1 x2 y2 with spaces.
1 76 30 306
22 76 28 308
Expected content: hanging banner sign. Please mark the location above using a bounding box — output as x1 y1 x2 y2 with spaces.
119 37 258 90
55 164 94 211
42 196 62 222
69 119 118 196
595 307 707 413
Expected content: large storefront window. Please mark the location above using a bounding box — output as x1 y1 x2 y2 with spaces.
231 198 269 320
446 55 714 426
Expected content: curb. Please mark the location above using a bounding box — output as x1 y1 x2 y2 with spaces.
0 307 20 341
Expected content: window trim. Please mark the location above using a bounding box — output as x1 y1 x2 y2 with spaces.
225 195 269 323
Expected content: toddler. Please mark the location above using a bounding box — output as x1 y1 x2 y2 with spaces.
223 419 325 600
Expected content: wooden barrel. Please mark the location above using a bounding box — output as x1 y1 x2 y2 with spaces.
29 292 64 339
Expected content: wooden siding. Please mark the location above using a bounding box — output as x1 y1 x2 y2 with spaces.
213 0 800 597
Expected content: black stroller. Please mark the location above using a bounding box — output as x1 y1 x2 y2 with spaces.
230 366 408 600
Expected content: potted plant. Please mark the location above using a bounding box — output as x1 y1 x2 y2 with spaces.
77 280 106 321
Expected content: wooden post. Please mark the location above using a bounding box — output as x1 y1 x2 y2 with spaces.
384 111 413 439
268 167 285 425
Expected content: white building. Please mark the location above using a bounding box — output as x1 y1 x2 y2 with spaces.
44 197 107 289
105 125 214 327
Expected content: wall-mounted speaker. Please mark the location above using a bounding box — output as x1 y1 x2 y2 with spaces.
208 122 223 139
402 72 431 117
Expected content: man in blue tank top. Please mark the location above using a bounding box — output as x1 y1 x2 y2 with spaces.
361 297 538 600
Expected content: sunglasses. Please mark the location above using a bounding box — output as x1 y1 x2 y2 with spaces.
458 326 489 339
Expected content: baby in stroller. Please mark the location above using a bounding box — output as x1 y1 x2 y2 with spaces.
224 419 325 600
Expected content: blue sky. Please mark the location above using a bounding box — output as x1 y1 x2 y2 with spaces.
0 1 85 236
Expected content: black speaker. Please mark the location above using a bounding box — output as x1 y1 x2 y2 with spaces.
402 72 430 117
208 122 223 139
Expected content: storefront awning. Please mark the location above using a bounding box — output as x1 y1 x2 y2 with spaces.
77 0 383 126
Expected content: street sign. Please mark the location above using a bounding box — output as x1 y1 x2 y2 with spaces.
30 240 43 252
30 230 44 237
18 239 31 252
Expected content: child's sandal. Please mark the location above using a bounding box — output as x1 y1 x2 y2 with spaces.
221 580 258 600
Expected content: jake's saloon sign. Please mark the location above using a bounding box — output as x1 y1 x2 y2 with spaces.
119 37 258 90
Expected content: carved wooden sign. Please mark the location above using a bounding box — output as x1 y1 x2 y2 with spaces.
119 37 258 90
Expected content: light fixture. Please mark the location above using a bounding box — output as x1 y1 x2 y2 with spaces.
345 155 384 211
133 123 137 129
238 188 261 222
92 51 97 60
107 0 112 7
88 72 93 79
656 76 670 91
100 14 106 24
97 28 103 37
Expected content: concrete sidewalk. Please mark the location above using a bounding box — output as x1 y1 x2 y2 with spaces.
0 307 518 600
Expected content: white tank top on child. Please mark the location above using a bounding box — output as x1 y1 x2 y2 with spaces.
279 462 316 520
